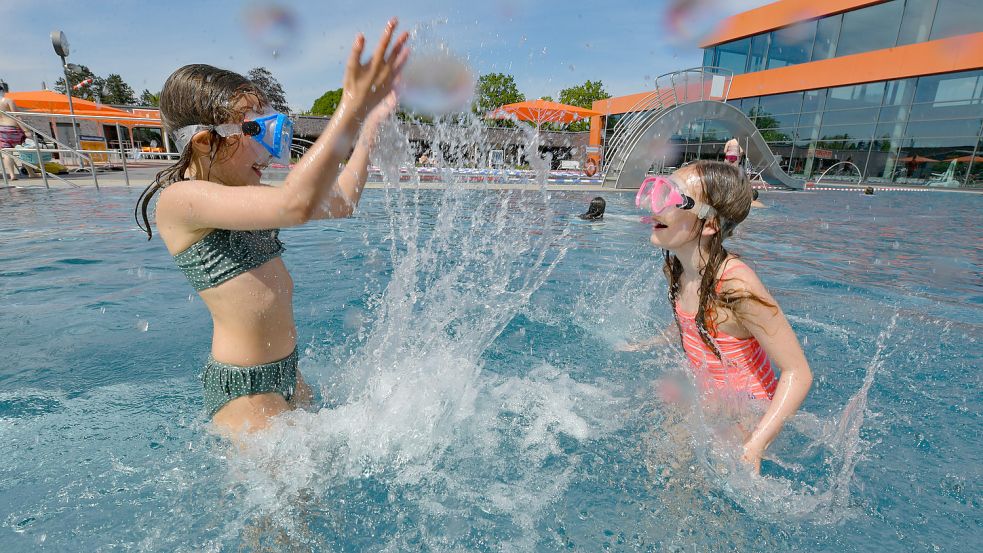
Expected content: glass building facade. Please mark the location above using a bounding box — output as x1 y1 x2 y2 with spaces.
686 0 983 186
702 0 983 76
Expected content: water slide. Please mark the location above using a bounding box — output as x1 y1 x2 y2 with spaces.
601 100 804 190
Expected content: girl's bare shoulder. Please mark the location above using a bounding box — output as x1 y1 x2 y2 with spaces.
718 257 769 296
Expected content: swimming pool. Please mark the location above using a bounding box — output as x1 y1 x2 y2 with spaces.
1 184 980 551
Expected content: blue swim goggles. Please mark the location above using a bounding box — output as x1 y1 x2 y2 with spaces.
172 110 294 165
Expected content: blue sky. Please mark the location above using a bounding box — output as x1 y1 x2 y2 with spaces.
0 0 770 111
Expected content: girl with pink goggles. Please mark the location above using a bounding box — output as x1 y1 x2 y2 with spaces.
635 175 717 220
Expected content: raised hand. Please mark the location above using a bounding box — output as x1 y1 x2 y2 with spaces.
342 18 410 120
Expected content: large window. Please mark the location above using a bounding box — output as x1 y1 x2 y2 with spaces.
910 71 983 120
705 0 983 75
714 38 751 75
766 20 817 69
748 33 770 73
727 71 983 185
897 0 939 46
757 92 804 117
811 14 841 61
837 0 905 57
930 0 983 40
825 82 886 111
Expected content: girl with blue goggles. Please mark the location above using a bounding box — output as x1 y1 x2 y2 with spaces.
172 109 294 166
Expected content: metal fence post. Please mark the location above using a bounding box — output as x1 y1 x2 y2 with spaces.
33 133 49 189
88 155 99 189
116 123 129 186
1 151 8 187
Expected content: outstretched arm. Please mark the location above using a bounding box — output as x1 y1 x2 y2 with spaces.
156 20 409 233
310 93 397 219
729 266 813 472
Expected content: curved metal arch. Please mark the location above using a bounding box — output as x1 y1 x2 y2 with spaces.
602 100 804 190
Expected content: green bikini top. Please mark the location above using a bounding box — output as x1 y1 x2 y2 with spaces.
173 228 284 291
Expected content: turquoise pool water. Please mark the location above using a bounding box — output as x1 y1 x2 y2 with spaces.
1 185 980 551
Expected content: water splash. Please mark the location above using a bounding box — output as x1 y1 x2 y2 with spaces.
691 314 899 524
217 106 624 549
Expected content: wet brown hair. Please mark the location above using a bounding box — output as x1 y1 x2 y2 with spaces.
662 160 775 358
134 64 268 239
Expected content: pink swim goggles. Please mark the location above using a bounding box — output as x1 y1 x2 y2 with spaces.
635 176 717 219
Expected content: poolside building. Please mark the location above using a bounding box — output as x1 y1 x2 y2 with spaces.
590 0 983 187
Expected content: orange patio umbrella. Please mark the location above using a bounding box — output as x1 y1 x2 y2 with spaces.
486 99 600 129
946 154 983 163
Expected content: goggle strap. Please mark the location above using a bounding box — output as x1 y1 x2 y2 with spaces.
697 204 716 219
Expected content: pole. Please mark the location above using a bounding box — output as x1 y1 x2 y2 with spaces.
60 55 81 164
116 123 129 186
0 151 8 187
33 133 49 189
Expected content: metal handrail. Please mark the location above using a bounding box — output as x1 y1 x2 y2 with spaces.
0 109 102 188
0 108 175 187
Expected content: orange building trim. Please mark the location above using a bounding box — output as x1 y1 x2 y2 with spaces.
700 0 889 47
728 33 983 99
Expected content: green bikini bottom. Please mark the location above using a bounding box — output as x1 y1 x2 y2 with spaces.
201 348 298 418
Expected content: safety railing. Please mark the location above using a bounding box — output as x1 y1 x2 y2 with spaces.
0 109 170 189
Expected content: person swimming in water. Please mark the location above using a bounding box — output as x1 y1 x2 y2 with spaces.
134 20 409 435
578 196 606 220
627 161 812 473
750 188 765 208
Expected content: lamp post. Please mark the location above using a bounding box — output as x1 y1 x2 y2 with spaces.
51 30 81 151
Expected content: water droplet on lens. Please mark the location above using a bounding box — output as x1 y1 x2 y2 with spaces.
397 46 476 117
664 0 726 46
242 2 299 60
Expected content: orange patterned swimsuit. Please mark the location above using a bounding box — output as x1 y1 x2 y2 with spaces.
674 267 777 400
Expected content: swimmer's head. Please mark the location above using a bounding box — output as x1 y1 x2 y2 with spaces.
137 64 270 239
579 196 606 220
159 64 269 153
752 189 759 201
864 186 874 195
675 160 752 240
0 81 8 95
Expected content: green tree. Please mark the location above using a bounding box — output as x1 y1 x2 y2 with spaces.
139 89 160 107
54 64 104 102
309 87 343 117
101 74 137 105
473 73 524 127
247 67 290 113
558 79 609 132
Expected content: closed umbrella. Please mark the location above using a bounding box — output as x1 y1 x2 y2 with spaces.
946 155 983 163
